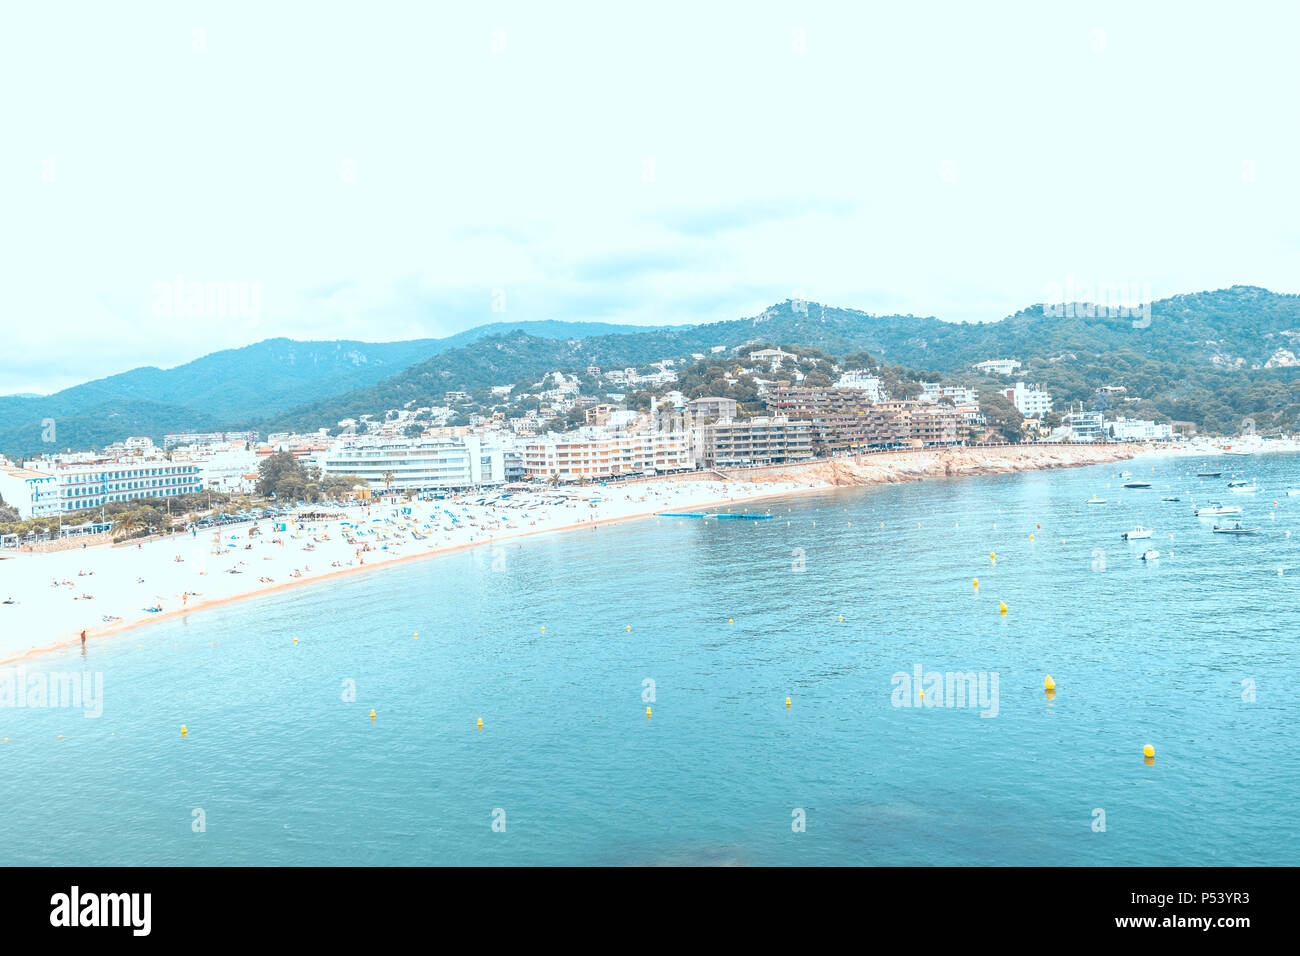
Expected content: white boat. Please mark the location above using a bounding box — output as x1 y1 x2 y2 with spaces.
1286 489 1300 497
1195 503 1243 517
1121 526 1154 540
1161 496 1181 502
1212 523 1261 535
1086 498 1108 505
1119 471 1133 478
1228 483 1258 494
1224 450 1253 457
1140 549 1160 560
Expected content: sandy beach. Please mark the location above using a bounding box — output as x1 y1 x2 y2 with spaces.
0 477 824 663
3 437 1277 665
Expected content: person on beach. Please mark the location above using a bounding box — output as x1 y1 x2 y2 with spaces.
80 629 86 646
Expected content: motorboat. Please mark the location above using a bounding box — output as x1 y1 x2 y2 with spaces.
1212 523 1261 534
1161 496 1181 502
1121 526 1154 540
1194 503 1243 517
1228 482 1258 494
1122 481 1152 488
1140 549 1160 560
1197 471 1222 477
1086 498 1107 505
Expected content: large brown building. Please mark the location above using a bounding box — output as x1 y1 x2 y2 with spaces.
696 417 814 467
765 387 965 450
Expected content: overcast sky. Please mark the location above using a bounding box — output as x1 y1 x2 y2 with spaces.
4 1 1299 394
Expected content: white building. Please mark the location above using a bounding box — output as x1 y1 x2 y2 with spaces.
23 460 204 513
1004 381 1052 418
919 383 979 406
835 370 887 403
193 448 261 493
319 436 506 491
523 432 692 480
1108 417 1174 442
1061 409 1104 442
0 466 60 519
973 359 1022 376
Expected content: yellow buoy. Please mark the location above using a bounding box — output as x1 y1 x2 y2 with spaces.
1029 534 1035 541
293 637 298 644
838 614 843 621
786 697 791 708
181 725 188 737
540 626 545 632
729 619 733 625
973 578 979 589
1044 674 1055 691
999 601 1007 616
919 689 925 700
413 632 418 639
990 552 996 563
646 706 652 718
369 709 375 721
626 625 631 632
477 717 483 729
1143 744 1154 759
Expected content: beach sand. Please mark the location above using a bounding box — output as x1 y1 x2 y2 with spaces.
0 477 822 663
4 437 1252 664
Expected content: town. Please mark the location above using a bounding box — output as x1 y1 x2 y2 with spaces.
0 345 1185 543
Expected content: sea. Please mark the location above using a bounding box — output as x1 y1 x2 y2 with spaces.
2 452 1298 865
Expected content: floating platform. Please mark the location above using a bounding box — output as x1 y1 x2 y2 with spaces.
657 512 774 520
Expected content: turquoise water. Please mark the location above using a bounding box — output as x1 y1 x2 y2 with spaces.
3 453 1298 865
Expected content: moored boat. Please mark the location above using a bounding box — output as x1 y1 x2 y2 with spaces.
1194 503 1243 517
1121 526 1154 540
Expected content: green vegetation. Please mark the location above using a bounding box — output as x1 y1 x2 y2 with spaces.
255 451 367 502
5 286 1299 457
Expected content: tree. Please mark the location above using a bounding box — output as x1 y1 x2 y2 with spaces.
257 452 303 497
382 471 395 494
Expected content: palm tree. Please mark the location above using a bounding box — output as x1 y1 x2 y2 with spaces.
382 471 395 495
114 513 138 541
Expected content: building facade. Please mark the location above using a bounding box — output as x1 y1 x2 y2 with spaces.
319 437 506 491
696 417 814 467
522 432 691 480
23 460 204 513
0 467 60 519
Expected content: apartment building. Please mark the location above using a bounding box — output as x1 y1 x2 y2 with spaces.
1003 381 1052 418
685 396 738 423
695 417 814 467
522 432 691 480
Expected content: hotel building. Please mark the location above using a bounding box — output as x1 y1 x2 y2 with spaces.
319 436 506 491
23 460 205 513
0 466 60 519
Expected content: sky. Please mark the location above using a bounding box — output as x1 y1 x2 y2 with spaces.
4 1 1299 394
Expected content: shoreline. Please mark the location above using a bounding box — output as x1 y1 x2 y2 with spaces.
0 440 1211 667
0 484 817 667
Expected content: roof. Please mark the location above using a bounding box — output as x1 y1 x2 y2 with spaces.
0 467 54 480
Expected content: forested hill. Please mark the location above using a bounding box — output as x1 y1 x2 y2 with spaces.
265 286 1300 436
6 286 1300 457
